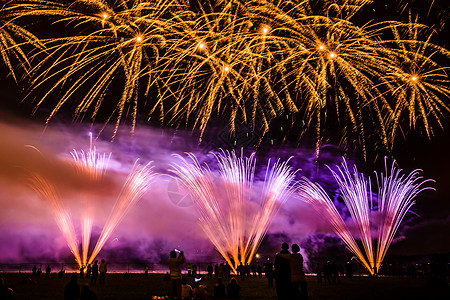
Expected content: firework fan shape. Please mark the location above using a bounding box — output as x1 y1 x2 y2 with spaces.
171 150 297 273
1 0 449 153
297 158 433 275
27 141 156 267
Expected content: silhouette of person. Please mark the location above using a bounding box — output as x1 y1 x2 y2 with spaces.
58 264 65 279
86 264 92 278
345 262 353 279
289 244 308 300
192 264 197 278
207 263 214 279
80 265 85 278
99 259 107 285
32 265 37 277
91 260 99 286
323 261 332 284
45 265 51 278
80 284 98 300
226 278 241 298
331 261 339 283
181 277 193 300
274 242 291 300
214 264 219 279
64 274 80 300
213 278 226 298
187 263 192 277
264 258 274 287
168 249 185 300
144 264 149 277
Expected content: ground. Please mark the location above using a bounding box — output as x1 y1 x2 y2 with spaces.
1 273 449 299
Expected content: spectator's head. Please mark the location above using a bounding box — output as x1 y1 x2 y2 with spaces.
70 274 77 283
192 282 199 288
230 278 237 284
182 278 188 285
95 260 98 264
170 250 177 258
281 242 289 250
292 244 300 253
101 259 105 263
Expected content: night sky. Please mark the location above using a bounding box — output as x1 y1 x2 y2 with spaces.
0 0 449 267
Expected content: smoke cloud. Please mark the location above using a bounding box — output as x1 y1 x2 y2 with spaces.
0 116 401 271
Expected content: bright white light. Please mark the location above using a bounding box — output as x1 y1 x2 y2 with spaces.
136 36 143 42
198 42 205 50
319 45 325 50
102 13 108 19
411 76 418 81
329 52 336 59
224 66 230 72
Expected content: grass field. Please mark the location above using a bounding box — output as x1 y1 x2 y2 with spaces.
1 273 449 300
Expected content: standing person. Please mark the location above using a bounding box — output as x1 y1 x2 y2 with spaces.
214 264 219 279
144 264 149 277
192 264 197 278
99 259 107 285
86 264 92 278
168 249 185 300
91 260 99 286
80 265 85 279
207 263 213 279
64 274 80 300
45 265 51 278
264 258 274 288
274 242 291 300
289 244 308 300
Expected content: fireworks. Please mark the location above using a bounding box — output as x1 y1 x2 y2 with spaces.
297 158 432 275
28 173 82 266
171 150 297 273
0 1 448 151
70 132 111 266
27 139 155 267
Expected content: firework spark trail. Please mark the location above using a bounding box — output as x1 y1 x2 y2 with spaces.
297 158 432 275
374 159 434 271
28 173 82 267
171 150 297 273
87 160 156 265
297 176 372 273
71 132 111 266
